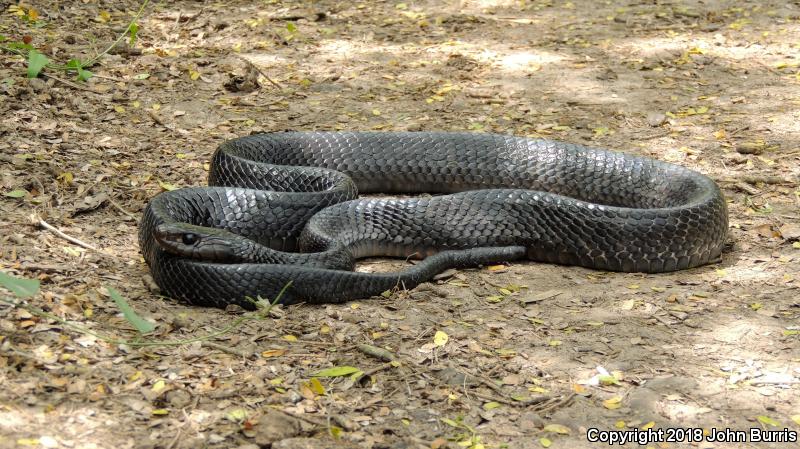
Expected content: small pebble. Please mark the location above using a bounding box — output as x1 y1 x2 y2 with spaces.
647 112 666 127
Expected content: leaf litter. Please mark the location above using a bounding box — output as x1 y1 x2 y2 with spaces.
0 0 799 448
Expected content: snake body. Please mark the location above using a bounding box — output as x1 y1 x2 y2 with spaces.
139 132 728 308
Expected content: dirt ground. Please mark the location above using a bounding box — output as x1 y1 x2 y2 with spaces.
1 0 799 448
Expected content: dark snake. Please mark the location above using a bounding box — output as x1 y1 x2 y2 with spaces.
139 132 728 309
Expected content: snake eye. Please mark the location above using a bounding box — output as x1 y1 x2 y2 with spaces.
181 233 198 245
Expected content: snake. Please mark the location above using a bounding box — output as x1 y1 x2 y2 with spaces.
138 132 728 309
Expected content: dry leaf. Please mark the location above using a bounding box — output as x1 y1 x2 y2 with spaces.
433 330 449 346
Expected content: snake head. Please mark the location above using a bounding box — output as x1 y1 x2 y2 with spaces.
154 222 245 263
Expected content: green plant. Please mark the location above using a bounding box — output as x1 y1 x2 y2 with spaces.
0 270 289 348
0 0 149 81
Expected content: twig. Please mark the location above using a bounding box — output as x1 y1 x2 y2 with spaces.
169 10 182 34
755 60 783 77
269 11 327 22
732 182 761 195
728 124 750 136
201 341 252 358
84 0 151 67
165 429 182 449
35 217 99 251
750 380 800 385
357 343 396 361
651 313 677 333
108 196 139 221
737 175 792 186
17 263 77 274
471 390 567 409
90 73 125 82
147 109 165 126
344 362 397 389
238 56 282 89
636 130 670 140
169 7 206 34
477 375 508 395
278 409 328 427
42 73 98 93
355 362 395 381
534 393 576 413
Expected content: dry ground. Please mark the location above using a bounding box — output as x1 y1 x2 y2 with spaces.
1 1 799 448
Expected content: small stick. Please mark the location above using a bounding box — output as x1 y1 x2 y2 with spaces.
738 175 791 186
201 341 252 358
90 73 125 82
349 362 395 385
357 343 396 362
237 55 282 89
477 375 508 395
18 263 76 273
750 379 800 385
36 217 99 251
147 109 165 126
278 409 328 427
733 182 761 195
472 390 554 407
361 362 395 377
42 73 97 93
534 393 576 413
108 196 139 221
651 313 676 333
165 428 182 449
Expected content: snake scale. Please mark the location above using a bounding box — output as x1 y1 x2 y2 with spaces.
139 132 728 309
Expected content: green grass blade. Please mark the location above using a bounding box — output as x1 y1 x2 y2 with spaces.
107 286 156 334
0 271 40 299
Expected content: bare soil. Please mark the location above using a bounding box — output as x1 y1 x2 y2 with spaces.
1 1 799 448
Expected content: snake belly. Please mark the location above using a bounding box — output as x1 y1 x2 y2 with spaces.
138 132 728 308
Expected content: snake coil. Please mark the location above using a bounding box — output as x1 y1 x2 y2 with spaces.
139 132 728 308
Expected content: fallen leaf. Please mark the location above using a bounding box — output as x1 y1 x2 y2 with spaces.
261 349 286 358
543 424 571 434
4 189 28 198
225 408 248 422
151 380 166 393
430 438 448 449
757 415 780 427
158 180 178 191
433 330 449 346
313 366 362 377
496 348 517 357
599 374 621 386
308 377 326 395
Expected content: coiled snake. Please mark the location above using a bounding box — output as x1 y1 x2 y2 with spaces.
139 132 728 309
